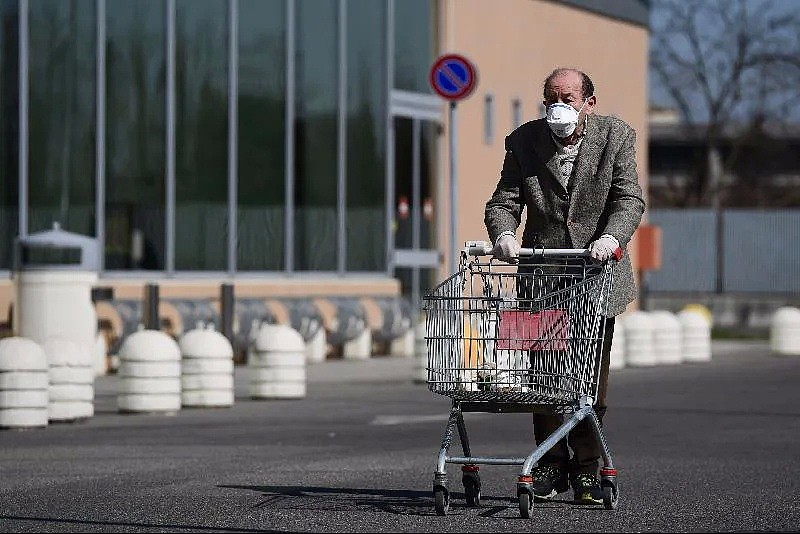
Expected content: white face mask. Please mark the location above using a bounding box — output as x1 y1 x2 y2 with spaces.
546 100 588 138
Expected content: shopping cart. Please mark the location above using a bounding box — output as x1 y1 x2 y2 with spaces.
423 240 621 517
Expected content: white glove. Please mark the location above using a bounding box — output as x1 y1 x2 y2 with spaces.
491 233 520 262
589 234 619 261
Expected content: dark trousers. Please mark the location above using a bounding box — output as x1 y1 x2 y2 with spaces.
534 317 615 476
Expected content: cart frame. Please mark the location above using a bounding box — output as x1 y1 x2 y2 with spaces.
423 241 621 516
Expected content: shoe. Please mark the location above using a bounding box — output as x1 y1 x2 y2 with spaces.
531 464 569 500
572 473 604 504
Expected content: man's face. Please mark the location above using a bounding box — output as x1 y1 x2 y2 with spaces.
543 71 596 119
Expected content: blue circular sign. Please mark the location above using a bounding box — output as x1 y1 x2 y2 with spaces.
429 54 478 101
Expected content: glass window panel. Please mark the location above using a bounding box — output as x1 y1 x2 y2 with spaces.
393 116 412 249
28 0 96 236
237 0 285 271
106 0 166 270
0 0 19 270
346 0 386 271
420 120 437 250
174 0 228 271
394 0 436 93
294 0 337 271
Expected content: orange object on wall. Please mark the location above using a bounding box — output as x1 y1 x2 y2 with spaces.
635 224 662 271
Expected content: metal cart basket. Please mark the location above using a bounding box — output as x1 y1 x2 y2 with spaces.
423 241 621 517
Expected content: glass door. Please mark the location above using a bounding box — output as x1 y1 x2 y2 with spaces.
392 114 440 314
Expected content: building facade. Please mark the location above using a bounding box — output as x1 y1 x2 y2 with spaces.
0 0 650 331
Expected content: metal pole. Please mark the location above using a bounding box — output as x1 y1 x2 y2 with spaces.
144 283 160 330
284 0 295 273
709 145 723 293
227 0 238 275
220 283 234 345
449 101 457 274
166 0 176 274
19 0 29 238
96 0 106 270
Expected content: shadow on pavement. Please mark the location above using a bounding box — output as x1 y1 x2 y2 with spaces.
0 514 282 533
220 484 520 516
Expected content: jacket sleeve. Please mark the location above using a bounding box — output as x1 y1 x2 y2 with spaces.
602 127 645 249
484 137 524 245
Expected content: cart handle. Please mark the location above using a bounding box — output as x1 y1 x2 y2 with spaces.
465 240 623 261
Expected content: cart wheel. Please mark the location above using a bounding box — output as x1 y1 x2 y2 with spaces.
463 474 481 507
601 481 618 510
518 491 533 518
434 487 449 515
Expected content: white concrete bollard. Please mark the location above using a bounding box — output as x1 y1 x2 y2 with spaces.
93 332 108 377
0 337 49 429
622 311 657 367
650 310 684 365
179 327 234 408
42 337 94 422
117 330 181 413
389 329 415 358
304 326 327 364
770 307 800 356
343 329 372 360
249 324 306 399
678 310 712 363
413 320 427 383
609 318 626 370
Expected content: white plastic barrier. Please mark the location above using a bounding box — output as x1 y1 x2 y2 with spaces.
770 307 800 356
43 337 94 422
622 311 657 367
389 329 415 358
343 329 372 360
678 310 712 363
118 330 181 413
650 310 684 365
179 328 234 408
93 332 108 377
609 318 626 370
305 327 327 364
413 320 427 383
250 324 306 399
0 337 49 429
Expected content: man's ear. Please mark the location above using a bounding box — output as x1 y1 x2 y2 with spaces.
586 95 597 110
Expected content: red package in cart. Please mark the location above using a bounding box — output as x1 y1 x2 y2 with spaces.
496 309 569 351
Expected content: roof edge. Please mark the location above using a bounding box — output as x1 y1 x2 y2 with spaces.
545 0 650 29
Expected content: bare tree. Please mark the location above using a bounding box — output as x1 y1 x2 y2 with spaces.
650 0 800 207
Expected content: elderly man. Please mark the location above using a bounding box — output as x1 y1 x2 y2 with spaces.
484 67 645 504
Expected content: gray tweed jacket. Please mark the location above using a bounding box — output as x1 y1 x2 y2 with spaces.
484 114 645 317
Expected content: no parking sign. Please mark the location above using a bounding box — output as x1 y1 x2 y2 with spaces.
429 54 478 101
428 53 478 273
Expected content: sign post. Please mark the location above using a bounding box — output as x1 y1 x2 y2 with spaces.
429 54 478 274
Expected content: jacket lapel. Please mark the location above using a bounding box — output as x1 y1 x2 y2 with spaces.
568 117 606 218
529 121 567 196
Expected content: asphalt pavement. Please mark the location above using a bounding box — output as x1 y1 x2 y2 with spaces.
1 340 799 533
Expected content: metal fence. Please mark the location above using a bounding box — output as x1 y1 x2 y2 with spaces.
647 209 800 294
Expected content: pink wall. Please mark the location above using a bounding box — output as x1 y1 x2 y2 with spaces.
438 0 649 299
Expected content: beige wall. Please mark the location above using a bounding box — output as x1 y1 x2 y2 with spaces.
439 0 649 289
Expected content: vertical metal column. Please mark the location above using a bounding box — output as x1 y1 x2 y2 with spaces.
96 0 106 269
336 0 347 274
220 283 234 345
411 118 421 309
227 0 238 276
18 0 29 238
449 101 457 275
144 283 160 330
385 0 395 274
166 0 176 274
284 0 295 273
